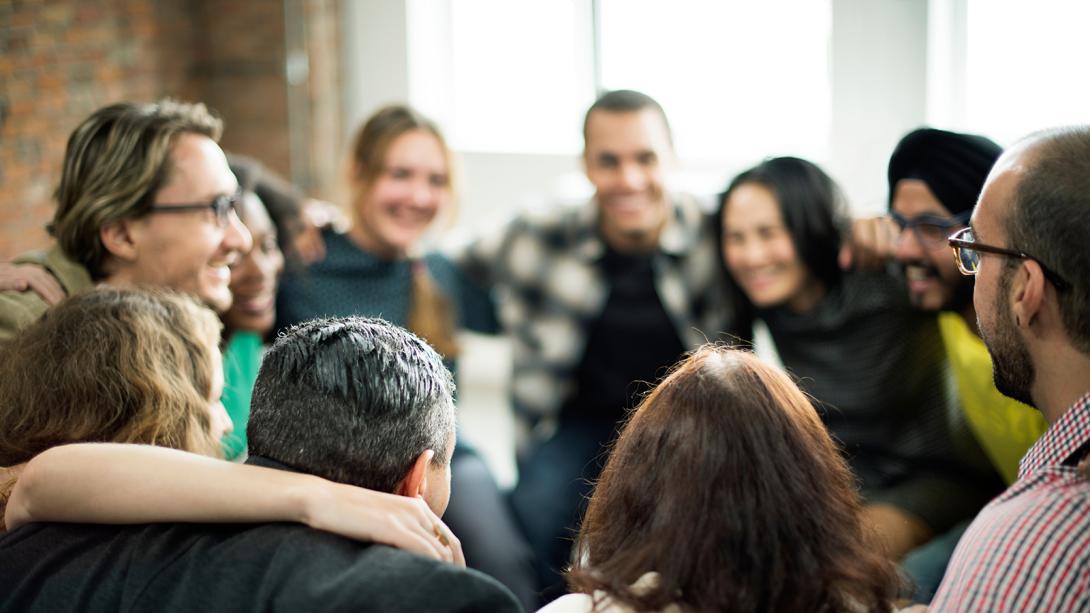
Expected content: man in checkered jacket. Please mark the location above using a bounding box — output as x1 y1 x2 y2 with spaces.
458 90 747 600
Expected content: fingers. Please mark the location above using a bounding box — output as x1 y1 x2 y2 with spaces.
838 242 853 271
436 521 465 567
1077 456 1090 480
0 264 65 304
842 217 897 271
294 226 327 265
27 268 65 305
396 525 448 562
411 497 464 567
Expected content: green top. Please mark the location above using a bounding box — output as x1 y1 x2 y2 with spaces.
220 331 265 460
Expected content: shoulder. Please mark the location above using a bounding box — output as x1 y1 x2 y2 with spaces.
142 523 521 612
495 201 594 243
255 525 520 610
937 475 1090 609
0 247 83 340
965 471 1090 565
0 287 51 340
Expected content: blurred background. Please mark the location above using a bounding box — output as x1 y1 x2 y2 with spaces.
2 0 1088 483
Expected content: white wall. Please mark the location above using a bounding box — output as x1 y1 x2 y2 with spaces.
828 0 929 214
341 0 931 220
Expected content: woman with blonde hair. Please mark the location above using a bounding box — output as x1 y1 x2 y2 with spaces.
0 286 461 563
274 105 535 608
543 346 899 612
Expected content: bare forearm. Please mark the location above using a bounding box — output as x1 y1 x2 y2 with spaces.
5 443 463 564
5 444 315 529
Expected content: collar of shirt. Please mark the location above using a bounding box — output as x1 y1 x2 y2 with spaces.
1018 391 1090 477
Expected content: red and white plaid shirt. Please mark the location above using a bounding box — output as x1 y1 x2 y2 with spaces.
931 391 1090 611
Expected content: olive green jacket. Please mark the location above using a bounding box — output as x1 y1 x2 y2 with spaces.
0 245 93 340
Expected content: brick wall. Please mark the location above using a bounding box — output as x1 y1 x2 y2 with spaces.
0 0 340 260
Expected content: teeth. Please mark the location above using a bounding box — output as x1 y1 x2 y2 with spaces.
906 266 930 282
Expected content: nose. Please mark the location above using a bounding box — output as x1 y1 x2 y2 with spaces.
410 176 440 209
222 210 254 255
617 161 647 192
893 226 923 262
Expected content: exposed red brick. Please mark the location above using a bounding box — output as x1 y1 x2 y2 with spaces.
1 0 342 260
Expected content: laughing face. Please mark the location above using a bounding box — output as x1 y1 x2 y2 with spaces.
122 133 252 313
584 108 674 252
722 182 823 312
224 191 284 334
350 129 450 259
891 179 969 311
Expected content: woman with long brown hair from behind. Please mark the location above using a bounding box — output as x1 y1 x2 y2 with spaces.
544 346 898 612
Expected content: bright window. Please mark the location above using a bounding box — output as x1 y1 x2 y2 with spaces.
598 0 832 166
412 0 833 172
960 0 1090 144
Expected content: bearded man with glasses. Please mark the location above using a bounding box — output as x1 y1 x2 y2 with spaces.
0 100 253 339
929 125 1090 611
886 128 1053 605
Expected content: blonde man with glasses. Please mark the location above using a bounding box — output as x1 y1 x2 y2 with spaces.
0 100 252 338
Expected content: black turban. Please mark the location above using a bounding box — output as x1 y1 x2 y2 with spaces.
887 128 1003 216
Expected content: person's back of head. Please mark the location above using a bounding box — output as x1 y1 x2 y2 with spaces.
570 345 897 612
0 287 224 525
51 100 223 280
247 317 456 514
1007 126 1090 356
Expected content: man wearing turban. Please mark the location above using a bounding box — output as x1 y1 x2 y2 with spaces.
885 128 1048 601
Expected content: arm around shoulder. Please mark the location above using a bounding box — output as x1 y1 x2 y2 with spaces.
5 443 462 564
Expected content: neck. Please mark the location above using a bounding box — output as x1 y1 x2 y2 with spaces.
786 278 828 314
1030 343 1090 424
599 217 666 255
347 223 403 261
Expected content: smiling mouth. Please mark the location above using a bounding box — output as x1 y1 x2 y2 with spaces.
905 264 938 283
233 291 275 315
207 263 232 284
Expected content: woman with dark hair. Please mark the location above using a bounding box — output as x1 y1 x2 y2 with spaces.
217 155 292 459
543 346 899 612
716 158 1000 569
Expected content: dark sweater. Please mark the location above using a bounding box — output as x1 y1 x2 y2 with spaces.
0 520 521 613
275 229 496 338
760 270 1001 531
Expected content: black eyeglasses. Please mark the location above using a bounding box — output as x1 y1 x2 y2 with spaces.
891 210 970 247
147 189 242 227
948 227 1070 291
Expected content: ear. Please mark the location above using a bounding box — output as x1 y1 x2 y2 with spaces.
99 218 141 264
394 449 435 499
1011 260 1046 330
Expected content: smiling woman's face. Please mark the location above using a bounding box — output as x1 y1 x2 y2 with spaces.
350 129 450 260
722 182 818 311
223 192 284 334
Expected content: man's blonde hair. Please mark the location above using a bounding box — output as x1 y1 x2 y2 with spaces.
51 100 223 279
